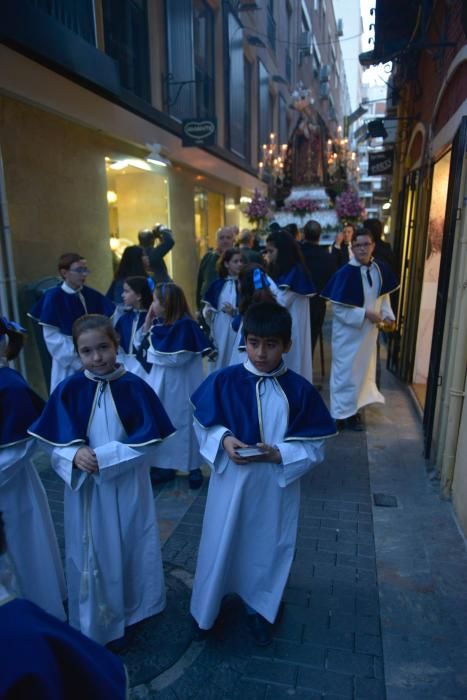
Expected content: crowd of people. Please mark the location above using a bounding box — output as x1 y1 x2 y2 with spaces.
0 216 398 692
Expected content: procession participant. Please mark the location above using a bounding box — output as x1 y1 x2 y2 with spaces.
115 276 153 378
196 226 235 310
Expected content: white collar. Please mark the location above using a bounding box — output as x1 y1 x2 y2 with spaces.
84 364 126 383
61 281 83 294
244 358 287 378
349 257 375 269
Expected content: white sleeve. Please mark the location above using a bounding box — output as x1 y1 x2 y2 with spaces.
147 347 195 367
380 293 395 321
273 439 325 487
0 441 33 486
202 302 215 326
132 326 148 350
51 445 87 490
332 302 366 328
193 422 230 474
43 327 82 371
91 441 156 483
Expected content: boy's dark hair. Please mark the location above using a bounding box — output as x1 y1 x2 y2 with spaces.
303 220 322 243
58 253 83 273
243 301 292 344
352 227 376 244
72 314 119 351
124 276 153 309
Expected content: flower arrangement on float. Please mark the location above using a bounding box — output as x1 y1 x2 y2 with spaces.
243 188 272 229
283 195 320 216
335 189 365 225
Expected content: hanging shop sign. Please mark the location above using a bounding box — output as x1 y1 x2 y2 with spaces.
368 149 394 176
182 118 217 147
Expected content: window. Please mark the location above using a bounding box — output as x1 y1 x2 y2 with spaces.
165 0 214 120
258 60 270 156
102 0 150 101
279 95 288 146
228 12 251 159
30 0 96 43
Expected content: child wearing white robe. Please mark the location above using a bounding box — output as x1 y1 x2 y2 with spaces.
202 248 245 371
190 302 335 645
139 283 212 489
0 317 66 620
29 315 175 647
114 275 153 379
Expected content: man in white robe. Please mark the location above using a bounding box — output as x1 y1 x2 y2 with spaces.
322 230 398 430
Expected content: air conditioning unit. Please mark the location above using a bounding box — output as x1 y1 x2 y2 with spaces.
319 64 330 82
337 19 343 37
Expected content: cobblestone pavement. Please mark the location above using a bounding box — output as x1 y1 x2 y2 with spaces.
37 335 467 699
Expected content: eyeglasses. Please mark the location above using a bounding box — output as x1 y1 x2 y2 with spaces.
352 243 372 249
69 267 90 274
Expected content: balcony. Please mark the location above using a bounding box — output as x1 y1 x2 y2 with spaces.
267 10 276 52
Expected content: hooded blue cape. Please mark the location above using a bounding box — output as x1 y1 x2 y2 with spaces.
0 598 127 700
150 316 213 355
276 264 317 295
28 370 175 447
203 278 238 310
320 259 399 308
29 285 115 335
191 363 336 444
0 368 45 447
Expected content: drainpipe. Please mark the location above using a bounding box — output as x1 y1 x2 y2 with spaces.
0 146 26 376
440 187 467 498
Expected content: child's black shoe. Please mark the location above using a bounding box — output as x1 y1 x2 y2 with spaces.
246 613 272 646
188 468 203 490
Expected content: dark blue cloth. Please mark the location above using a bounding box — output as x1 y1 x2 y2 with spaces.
191 363 336 444
28 370 175 447
0 598 126 700
320 260 399 308
29 285 115 335
115 309 147 354
275 264 316 295
0 368 44 447
150 316 212 355
203 278 238 310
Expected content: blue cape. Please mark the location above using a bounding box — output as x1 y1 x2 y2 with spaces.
191 363 336 444
0 368 45 447
115 309 147 354
0 598 126 700
320 259 399 308
150 316 213 355
28 370 175 447
276 264 316 295
203 278 238 310
29 285 115 335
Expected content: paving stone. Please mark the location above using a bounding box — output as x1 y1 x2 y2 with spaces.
355 633 383 657
273 640 325 669
326 648 374 677
296 667 353 697
243 659 297 687
265 687 321 700
355 676 386 699
302 626 354 651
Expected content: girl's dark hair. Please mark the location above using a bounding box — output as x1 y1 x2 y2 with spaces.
114 246 146 280
0 318 24 360
124 276 153 309
154 283 193 325
266 230 306 278
72 314 119 351
237 264 276 316
243 301 292 344
216 248 246 278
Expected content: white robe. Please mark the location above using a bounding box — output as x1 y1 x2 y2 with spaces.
51 383 165 645
190 361 325 629
145 347 204 472
0 439 66 620
279 288 313 383
203 278 238 373
330 260 395 419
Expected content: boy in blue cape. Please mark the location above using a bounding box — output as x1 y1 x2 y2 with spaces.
190 301 335 645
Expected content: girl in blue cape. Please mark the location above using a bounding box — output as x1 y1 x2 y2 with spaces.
202 248 245 372
140 283 212 489
0 317 66 620
114 275 153 378
28 314 175 648
264 230 316 383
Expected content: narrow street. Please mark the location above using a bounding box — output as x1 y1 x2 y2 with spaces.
38 325 467 700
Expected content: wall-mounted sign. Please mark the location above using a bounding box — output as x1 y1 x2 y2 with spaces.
182 118 217 147
368 149 394 176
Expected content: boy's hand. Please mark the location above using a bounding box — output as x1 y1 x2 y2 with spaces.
248 443 282 464
365 309 382 324
222 302 235 316
143 303 158 332
73 446 98 473
223 435 250 464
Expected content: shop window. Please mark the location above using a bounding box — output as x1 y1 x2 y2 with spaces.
194 188 225 258
29 0 96 43
102 0 150 101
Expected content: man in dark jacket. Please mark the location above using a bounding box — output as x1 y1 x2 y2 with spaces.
301 219 337 353
139 225 175 284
